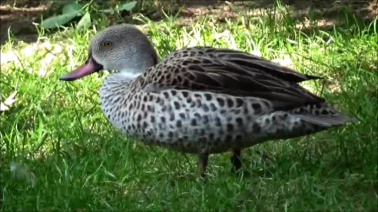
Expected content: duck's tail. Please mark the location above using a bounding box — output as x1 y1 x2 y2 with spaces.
248 103 357 142
290 103 357 127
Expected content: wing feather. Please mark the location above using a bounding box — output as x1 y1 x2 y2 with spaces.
138 47 325 111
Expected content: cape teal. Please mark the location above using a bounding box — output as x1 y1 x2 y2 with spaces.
60 24 354 177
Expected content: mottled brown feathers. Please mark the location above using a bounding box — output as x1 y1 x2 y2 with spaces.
136 47 325 111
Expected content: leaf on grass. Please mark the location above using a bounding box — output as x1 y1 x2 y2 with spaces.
101 1 137 13
42 1 83 29
41 13 79 29
62 1 83 15
0 91 17 112
76 12 91 31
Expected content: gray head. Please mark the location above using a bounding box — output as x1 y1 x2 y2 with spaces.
59 24 158 81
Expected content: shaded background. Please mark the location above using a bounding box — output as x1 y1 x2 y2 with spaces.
0 0 376 45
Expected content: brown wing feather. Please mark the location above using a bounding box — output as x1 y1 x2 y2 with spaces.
165 47 322 83
138 48 325 111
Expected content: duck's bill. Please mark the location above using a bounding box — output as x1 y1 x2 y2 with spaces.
59 57 103 81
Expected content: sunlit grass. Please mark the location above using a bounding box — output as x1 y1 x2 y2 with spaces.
1 3 377 211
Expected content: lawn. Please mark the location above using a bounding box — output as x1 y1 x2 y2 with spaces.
1 1 377 211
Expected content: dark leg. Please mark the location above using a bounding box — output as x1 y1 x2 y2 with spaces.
231 149 242 173
198 152 209 178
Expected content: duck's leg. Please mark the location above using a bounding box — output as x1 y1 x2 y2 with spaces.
231 149 242 172
198 152 209 178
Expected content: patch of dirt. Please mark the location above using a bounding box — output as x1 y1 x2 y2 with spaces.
0 0 53 45
0 0 376 46
152 0 377 28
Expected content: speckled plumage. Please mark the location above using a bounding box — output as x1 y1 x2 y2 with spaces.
60 24 354 176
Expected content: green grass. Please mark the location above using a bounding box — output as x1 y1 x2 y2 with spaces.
1 4 377 212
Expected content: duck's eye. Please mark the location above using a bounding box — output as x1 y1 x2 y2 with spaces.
103 41 113 47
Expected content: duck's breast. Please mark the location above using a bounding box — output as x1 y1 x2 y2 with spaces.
103 86 282 153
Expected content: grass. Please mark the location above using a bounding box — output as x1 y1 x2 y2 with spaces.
1 3 377 211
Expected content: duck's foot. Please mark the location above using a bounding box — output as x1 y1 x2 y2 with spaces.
198 152 209 178
230 149 242 173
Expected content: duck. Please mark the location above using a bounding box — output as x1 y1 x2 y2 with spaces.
59 24 354 177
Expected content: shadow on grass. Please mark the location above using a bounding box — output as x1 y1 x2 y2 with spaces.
1 0 376 45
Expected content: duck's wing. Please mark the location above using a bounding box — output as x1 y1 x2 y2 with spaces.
164 47 322 83
137 50 325 111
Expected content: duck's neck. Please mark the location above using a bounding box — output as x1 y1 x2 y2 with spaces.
99 69 144 129
118 69 142 81
100 71 140 97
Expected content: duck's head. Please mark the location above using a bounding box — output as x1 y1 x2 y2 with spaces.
59 24 158 81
